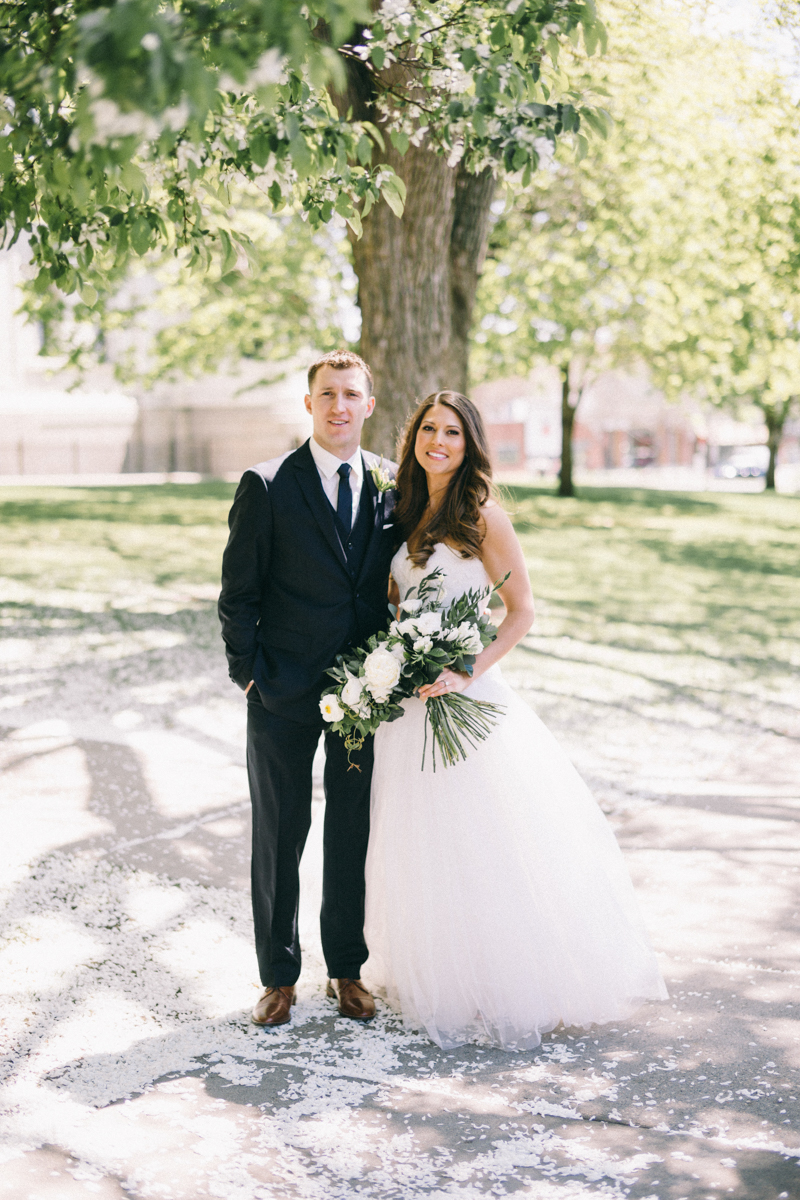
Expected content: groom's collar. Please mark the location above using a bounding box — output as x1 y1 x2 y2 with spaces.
308 437 364 483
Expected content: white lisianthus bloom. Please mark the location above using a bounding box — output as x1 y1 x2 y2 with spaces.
444 627 460 641
366 684 392 704
460 628 484 655
396 617 419 637
341 676 365 709
413 610 442 636
363 646 402 694
320 694 345 722
388 641 406 662
413 635 434 653
399 597 422 614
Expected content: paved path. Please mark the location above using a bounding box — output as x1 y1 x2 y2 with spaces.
1 598 798 1200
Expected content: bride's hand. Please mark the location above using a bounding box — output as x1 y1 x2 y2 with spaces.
418 669 470 700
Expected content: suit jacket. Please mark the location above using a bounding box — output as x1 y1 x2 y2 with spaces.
218 440 398 723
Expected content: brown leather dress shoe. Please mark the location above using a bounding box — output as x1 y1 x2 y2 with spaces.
326 978 375 1020
252 985 296 1026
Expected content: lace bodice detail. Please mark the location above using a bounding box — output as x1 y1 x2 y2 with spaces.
391 542 491 608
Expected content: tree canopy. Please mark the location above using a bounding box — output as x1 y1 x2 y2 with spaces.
1 0 607 306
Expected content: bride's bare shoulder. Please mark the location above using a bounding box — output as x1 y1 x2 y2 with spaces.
480 499 514 535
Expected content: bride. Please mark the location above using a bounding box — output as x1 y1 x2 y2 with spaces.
363 390 668 1050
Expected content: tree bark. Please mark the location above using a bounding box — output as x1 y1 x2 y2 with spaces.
763 398 792 491
332 62 495 454
558 362 579 498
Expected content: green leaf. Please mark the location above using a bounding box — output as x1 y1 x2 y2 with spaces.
356 133 372 165
370 46 385 70
389 131 410 156
345 209 363 237
250 130 272 168
121 161 147 198
362 121 385 150
290 134 313 179
582 108 610 139
130 216 152 256
218 228 237 275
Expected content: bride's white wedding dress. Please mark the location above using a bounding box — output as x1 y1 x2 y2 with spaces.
363 542 668 1050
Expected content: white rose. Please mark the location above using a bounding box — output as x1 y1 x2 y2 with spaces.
363 646 402 693
399 597 422 614
388 641 406 662
366 683 392 704
320 694 345 722
341 676 365 708
413 610 442 636
413 635 433 653
396 617 419 638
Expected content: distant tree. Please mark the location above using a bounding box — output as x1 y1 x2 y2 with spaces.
643 76 800 491
472 0 800 493
1 0 607 446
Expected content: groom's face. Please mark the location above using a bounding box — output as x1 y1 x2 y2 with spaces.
304 365 375 459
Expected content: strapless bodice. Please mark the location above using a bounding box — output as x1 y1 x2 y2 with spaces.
391 542 491 607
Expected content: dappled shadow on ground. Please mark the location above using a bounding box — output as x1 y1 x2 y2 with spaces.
34 982 800 1200
2 483 799 1198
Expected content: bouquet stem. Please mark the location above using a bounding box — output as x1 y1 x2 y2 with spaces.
421 694 505 772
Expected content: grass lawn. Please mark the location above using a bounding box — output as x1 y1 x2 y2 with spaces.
0 481 798 768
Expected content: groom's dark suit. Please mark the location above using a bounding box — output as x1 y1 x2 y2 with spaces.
218 440 396 987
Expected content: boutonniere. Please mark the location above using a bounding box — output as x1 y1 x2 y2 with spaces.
369 459 397 494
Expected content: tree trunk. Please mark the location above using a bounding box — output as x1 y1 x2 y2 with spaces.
763 398 792 491
351 149 495 453
332 61 495 454
558 362 579 498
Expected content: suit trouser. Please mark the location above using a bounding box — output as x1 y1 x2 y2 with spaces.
246 688 374 987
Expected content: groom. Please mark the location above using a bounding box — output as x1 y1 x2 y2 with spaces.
218 350 396 1027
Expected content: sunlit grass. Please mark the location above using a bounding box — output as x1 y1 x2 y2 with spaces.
504 486 799 660
0 484 235 595
0 481 797 673
0 481 797 783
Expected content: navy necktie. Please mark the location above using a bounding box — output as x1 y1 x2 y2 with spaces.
336 462 352 534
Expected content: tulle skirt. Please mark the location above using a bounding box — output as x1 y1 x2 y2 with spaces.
363 666 668 1050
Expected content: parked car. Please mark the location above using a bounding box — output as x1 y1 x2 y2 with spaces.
714 445 769 479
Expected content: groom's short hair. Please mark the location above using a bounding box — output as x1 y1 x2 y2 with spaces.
308 350 373 395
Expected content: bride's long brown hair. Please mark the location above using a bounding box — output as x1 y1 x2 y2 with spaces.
394 391 494 567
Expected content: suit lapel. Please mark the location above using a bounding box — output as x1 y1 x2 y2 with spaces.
357 455 387 584
291 441 348 570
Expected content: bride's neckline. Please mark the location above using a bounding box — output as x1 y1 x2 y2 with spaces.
400 540 473 562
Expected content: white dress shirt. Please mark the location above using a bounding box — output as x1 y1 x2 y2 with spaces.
308 437 364 517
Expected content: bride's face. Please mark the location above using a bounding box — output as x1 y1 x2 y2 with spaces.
415 404 466 481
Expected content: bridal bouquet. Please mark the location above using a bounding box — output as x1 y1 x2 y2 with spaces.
320 567 507 771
